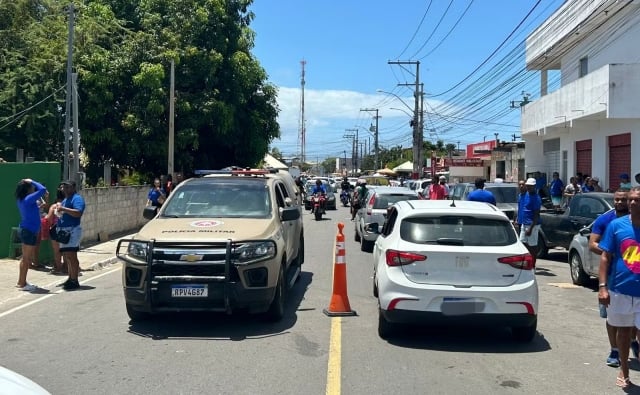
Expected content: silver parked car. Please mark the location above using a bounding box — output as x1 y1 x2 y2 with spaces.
354 187 420 252
567 220 600 285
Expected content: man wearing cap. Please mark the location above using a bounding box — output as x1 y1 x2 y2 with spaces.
592 176 603 192
56 180 85 291
620 173 632 190
519 178 543 259
468 178 496 205
429 176 448 200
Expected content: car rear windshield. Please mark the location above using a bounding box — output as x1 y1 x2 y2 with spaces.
373 194 417 209
400 215 517 246
162 182 271 218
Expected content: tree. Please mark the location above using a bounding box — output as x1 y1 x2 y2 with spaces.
0 0 280 183
321 157 336 175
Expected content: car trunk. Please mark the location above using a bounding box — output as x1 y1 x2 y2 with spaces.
400 246 524 287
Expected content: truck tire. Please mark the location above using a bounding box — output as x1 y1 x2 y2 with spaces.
569 251 590 285
536 236 548 259
265 264 285 322
126 304 150 321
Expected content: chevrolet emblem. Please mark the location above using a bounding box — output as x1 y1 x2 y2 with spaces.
180 254 204 262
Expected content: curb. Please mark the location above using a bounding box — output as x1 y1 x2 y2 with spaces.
86 256 120 272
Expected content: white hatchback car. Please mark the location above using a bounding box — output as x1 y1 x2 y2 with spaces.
371 200 538 342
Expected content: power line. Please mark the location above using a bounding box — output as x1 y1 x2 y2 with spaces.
0 85 65 131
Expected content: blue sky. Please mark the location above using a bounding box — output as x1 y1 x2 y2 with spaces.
249 0 565 162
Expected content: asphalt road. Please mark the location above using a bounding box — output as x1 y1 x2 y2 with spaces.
1 204 637 394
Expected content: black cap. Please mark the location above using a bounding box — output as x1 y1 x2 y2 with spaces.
59 180 76 187
474 178 486 188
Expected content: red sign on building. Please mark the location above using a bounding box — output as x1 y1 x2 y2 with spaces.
466 141 496 158
444 158 484 167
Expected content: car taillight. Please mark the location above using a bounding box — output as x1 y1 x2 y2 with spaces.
366 194 376 215
498 254 535 270
385 250 427 266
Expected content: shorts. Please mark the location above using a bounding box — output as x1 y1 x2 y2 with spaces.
606 291 640 327
19 227 38 246
551 196 562 206
59 226 82 252
519 224 540 246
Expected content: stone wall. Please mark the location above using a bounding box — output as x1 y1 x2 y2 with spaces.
79 186 148 242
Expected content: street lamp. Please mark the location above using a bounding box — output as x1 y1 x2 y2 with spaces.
378 89 421 179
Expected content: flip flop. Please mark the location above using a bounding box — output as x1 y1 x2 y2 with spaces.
616 376 631 388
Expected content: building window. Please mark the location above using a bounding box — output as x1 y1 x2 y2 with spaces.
579 57 588 78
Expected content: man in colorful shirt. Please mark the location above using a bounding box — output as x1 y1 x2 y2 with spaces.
598 186 640 388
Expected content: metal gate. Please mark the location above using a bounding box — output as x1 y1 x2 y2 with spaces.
608 133 631 191
575 139 592 178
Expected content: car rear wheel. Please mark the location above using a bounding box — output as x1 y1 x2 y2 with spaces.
354 226 361 242
360 238 373 252
512 317 537 343
372 274 378 297
126 304 150 321
378 308 394 339
569 251 590 285
536 236 548 259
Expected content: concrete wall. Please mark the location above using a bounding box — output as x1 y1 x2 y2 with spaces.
80 186 149 243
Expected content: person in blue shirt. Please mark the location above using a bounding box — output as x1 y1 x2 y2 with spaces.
56 180 86 291
311 179 327 213
519 178 543 259
15 178 48 291
467 178 496 205
598 186 640 389
588 188 636 367
147 178 166 207
549 172 564 207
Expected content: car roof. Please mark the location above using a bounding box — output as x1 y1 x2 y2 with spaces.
371 187 418 195
394 199 507 217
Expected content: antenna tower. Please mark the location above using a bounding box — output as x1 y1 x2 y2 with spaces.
299 60 306 165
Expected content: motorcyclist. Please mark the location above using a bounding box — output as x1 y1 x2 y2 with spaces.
340 177 351 192
350 179 368 221
310 179 327 212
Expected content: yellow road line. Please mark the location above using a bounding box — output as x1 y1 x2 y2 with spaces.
326 317 341 395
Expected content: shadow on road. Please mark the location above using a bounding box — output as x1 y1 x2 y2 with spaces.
126 271 313 341
385 325 551 354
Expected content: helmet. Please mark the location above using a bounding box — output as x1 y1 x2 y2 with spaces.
343 177 348 182
316 179 322 185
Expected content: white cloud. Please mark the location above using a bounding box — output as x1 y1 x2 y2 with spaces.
272 86 430 157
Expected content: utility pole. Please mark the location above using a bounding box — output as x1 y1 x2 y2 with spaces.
360 108 379 170
72 73 79 186
389 60 420 179
168 59 175 179
345 128 358 175
299 60 307 164
63 3 76 181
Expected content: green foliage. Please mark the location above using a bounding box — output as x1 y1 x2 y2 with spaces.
321 157 336 174
0 0 279 183
119 171 146 186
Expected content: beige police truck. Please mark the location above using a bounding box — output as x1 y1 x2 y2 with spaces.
116 169 305 321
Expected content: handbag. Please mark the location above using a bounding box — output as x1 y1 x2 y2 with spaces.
50 225 71 244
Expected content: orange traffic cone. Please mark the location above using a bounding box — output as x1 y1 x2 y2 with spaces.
323 222 357 317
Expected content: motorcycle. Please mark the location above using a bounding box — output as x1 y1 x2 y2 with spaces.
340 189 350 207
311 193 326 221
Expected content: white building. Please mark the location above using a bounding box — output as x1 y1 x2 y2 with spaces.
521 0 640 191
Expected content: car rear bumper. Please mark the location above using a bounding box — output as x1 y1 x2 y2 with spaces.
381 309 536 327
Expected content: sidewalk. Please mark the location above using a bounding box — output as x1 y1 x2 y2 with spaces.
0 234 133 308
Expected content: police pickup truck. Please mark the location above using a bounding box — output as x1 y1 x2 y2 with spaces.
116 168 305 322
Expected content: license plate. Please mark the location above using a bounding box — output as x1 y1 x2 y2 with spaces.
171 285 208 297
441 298 485 315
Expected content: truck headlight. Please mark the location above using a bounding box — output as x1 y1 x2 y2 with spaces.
127 241 149 263
236 241 276 264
